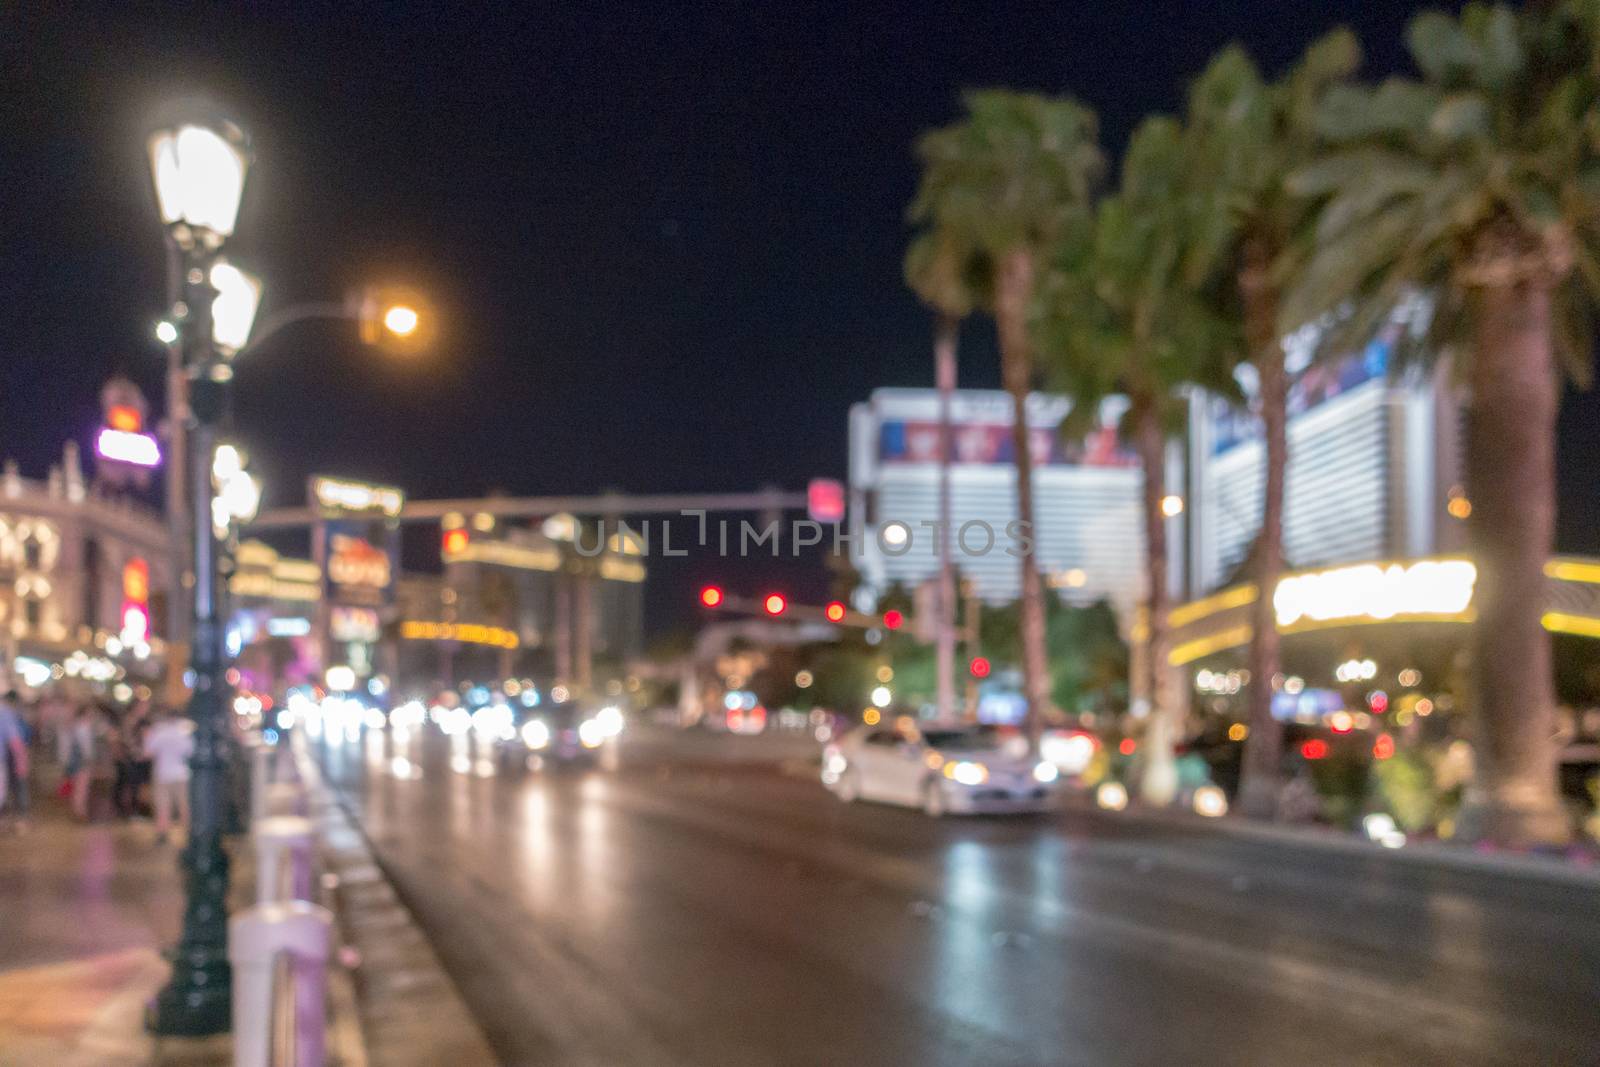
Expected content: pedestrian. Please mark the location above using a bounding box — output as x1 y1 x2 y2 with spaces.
63 704 97 820
143 708 194 843
112 700 151 818
0 690 31 831
37 687 72 768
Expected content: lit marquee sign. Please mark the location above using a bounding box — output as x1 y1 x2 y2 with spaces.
96 378 161 473
1273 559 1477 629
311 476 403 517
310 474 404 683
327 533 391 591
96 428 162 468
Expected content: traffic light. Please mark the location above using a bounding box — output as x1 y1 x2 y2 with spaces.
825 601 846 623
700 585 724 608
442 528 469 557
969 656 991 678
882 609 904 631
763 593 787 616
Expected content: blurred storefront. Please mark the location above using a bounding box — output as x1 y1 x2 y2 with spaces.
396 511 645 693
0 444 173 701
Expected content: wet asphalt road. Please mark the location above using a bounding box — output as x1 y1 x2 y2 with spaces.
317 725 1600 1067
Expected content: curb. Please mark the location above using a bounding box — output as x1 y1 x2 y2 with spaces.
292 746 498 1067
1075 797 1600 889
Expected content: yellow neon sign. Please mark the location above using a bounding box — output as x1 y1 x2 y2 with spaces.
399 621 519 649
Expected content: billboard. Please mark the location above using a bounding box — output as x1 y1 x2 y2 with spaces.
1209 334 1393 457
310 476 404 687
877 397 1136 468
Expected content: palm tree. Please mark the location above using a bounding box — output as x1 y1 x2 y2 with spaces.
1285 1 1600 846
904 233 975 723
1041 116 1238 801
908 90 1105 742
1181 30 1361 819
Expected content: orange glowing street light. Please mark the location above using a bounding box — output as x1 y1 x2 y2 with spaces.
355 285 433 350
382 304 420 338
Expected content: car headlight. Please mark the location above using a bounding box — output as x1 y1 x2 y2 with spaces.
1032 761 1059 784
1096 781 1129 811
943 760 988 786
521 720 550 750
1193 784 1228 817
578 718 605 748
596 705 625 737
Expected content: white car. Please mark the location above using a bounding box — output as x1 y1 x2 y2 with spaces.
822 723 1060 816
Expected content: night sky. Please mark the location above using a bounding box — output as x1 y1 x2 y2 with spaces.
4 3 1597 635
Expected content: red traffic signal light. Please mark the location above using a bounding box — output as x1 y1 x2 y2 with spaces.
825 601 846 623
700 585 724 608
764 593 787 616
807 478 846 524
969 656 991 678
882 609 904 631
442 528 469 556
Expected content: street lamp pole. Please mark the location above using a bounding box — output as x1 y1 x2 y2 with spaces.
149 260 234 1035
145 111 253 1037
162 242 192 688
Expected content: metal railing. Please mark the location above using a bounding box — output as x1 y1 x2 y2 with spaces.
235 732 333 1067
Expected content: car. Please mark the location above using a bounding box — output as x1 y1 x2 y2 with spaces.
514 700 624 766
822 721 1061 816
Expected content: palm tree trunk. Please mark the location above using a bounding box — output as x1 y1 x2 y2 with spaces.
934 312 960 723
1458 275 1570 847
1238 241 1287 819
1132 394 1178 804
995 248 1050 743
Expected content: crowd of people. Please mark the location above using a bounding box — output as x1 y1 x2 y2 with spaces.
0 687 194 841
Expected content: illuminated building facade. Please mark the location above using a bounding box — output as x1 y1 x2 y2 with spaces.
1186 318 1464 596
0 446 174 693
848 325 1460 635
400 513 645 688
228 540 324 693
847 388 1172 621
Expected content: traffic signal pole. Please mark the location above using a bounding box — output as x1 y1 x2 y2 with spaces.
704 593 879 628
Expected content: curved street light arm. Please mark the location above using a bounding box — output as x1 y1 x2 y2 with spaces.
234 301 352 359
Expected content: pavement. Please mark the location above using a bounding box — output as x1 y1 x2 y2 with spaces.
311 723 1600 1067
0 758 369 1067
0 803 231 1066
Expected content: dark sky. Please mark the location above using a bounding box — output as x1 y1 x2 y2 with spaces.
4 2 1597 635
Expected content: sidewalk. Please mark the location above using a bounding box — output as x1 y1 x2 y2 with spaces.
1063 795 1600 888
0 806 232 1066
0 763 372 1067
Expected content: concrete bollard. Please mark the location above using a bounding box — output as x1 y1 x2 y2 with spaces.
255 815 316 905
230 900 334 1067
250 742 276 825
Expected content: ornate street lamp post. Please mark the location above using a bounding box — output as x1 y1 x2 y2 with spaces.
146 110 258 1036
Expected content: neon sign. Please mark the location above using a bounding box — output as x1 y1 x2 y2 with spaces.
312 476 403 517
96 428 161 467
1274 559 1477 629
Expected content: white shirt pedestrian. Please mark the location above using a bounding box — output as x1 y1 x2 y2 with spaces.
143 716 194 839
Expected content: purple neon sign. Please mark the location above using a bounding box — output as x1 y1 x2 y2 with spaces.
96 427 162 467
